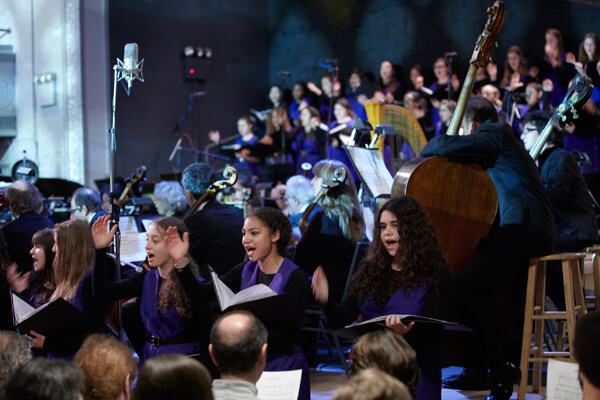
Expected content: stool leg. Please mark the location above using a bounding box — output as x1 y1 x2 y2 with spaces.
572 259 586 322
518 261 537 400
532 260 546 393
563 260 577 359
593 252 600 312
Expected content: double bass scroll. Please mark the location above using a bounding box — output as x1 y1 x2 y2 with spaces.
181 166 238 221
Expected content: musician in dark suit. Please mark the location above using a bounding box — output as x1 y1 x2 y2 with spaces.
421 97 556 400
70 187 108 227
521 110 598 308
181 162 246 280
1 180 53 330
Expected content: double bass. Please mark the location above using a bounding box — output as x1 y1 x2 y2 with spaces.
391 1 505 273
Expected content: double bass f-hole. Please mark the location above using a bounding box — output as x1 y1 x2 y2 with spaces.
182 166 238 221
299 166 346 233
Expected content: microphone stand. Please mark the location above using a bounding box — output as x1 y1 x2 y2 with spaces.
445 53 455 100
109 63 123 341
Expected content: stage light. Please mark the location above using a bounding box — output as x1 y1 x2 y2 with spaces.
183 46 194 57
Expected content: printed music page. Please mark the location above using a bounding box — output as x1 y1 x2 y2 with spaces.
210 269 277 310
256 369 302 400
345 147 393 198
546 359 582 400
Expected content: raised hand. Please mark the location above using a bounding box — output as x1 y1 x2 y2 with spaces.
91 215 118 249
311 266 329 304
164 226 189 267
6 263 30 293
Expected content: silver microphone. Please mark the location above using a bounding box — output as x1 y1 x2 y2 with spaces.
118 43 144 90
168 138 183 162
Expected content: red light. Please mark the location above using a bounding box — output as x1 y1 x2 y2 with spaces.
189 68 195 74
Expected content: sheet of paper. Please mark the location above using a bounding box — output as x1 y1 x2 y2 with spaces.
546 358 582 400
119 232 147 263
211 269 235 311
256 369 302 400
11 292 35 324
346 147 393 198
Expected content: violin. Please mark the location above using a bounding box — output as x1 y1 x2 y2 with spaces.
298 166 346 234
182 167 238 221
119 166 146 202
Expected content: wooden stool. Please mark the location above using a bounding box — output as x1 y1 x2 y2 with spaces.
517 253 587 400
583 246 600 311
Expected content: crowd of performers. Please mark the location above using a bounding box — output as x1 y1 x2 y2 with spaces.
0 27 599 400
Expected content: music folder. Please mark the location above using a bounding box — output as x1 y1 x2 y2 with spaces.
11 291 103 336
210 268 304 325
331 314 472 339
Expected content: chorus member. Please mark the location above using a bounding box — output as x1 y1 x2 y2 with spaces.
348 67 374 106
291 106 326 177
6 228 55 307
28 219 104 359
289 81 311 123
434 100 456 137
153 181 187 218
132 353 213 400
202 208 310 400
295 160 365 303
312 196 453 400
404 91 435 140
181 162 245 279
408 64 433 108
540 28 577 107
308 74 343 124
429 57 460 125
209 116 261 178
571 32 600 82
71 187 108 227
74 334 137 400
499 46 531 91
521 111 598 308
421 97 555 400
2 180 53 275
92 215 210 366
328 98 361 182
372 60 405 104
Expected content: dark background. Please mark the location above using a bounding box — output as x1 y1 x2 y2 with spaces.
108 0 600 181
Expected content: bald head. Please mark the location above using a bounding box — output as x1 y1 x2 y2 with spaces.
209 311 267 377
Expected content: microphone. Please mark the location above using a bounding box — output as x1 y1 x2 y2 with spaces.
278 71 292 77
168 137 183 162
117 43 144 92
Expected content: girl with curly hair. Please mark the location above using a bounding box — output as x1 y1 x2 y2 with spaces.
92 215 209 365
313 196 453 400
193 207 310 400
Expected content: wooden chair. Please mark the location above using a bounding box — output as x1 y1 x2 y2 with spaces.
583 246 600 311
518 253 587 400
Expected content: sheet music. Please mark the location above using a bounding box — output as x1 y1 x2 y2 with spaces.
256 370 302 400
345 147 393 198
210 269 277 310
211 269 236 311
362 207 374 243
546 359 582 400
119 232 147 263
11 292 36 324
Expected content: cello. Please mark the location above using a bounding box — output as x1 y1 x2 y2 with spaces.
391 1 505 273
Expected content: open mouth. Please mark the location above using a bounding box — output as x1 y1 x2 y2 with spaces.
385 240 398 248
245 246 256 258
147 252 155 264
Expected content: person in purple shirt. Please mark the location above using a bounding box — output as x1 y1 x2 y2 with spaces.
313 196 454 400
93 215 210 366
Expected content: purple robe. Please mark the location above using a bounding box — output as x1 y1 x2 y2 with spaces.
139 269 203 365
360 284 442 400
241 260 310 400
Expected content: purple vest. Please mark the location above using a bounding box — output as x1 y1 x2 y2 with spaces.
139 269 203 364
240 259 297 293
359 284 427 320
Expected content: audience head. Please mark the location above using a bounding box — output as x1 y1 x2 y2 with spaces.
209 310 268 383
0 331 32 383
51 218 95 301
333 368 412 400
462 97 498 134
74 334 137 400
579 32 599 64
181 162 215 203
132 353 213 400
71 187 101 222
573 309 600 393
521 110 562 151
312 159 364 244
244 207 292 258
6 180 42 218
351 329 420 396
153 181 187 217
2 358 84 400
284 175 315 216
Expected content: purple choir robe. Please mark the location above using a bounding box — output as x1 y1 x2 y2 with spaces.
240 259 310 400
139 269 203 365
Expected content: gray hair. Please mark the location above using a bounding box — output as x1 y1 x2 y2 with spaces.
181 163 215 200
0 331 32 382
6 180 42 217
153 181 187 216
72 187 101 212
285 175 314 213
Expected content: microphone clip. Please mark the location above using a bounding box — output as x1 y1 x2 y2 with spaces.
116 57 145 95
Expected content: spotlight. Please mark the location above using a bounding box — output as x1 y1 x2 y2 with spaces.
195 47 204 58
183 46 194 57
204 47 212 58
